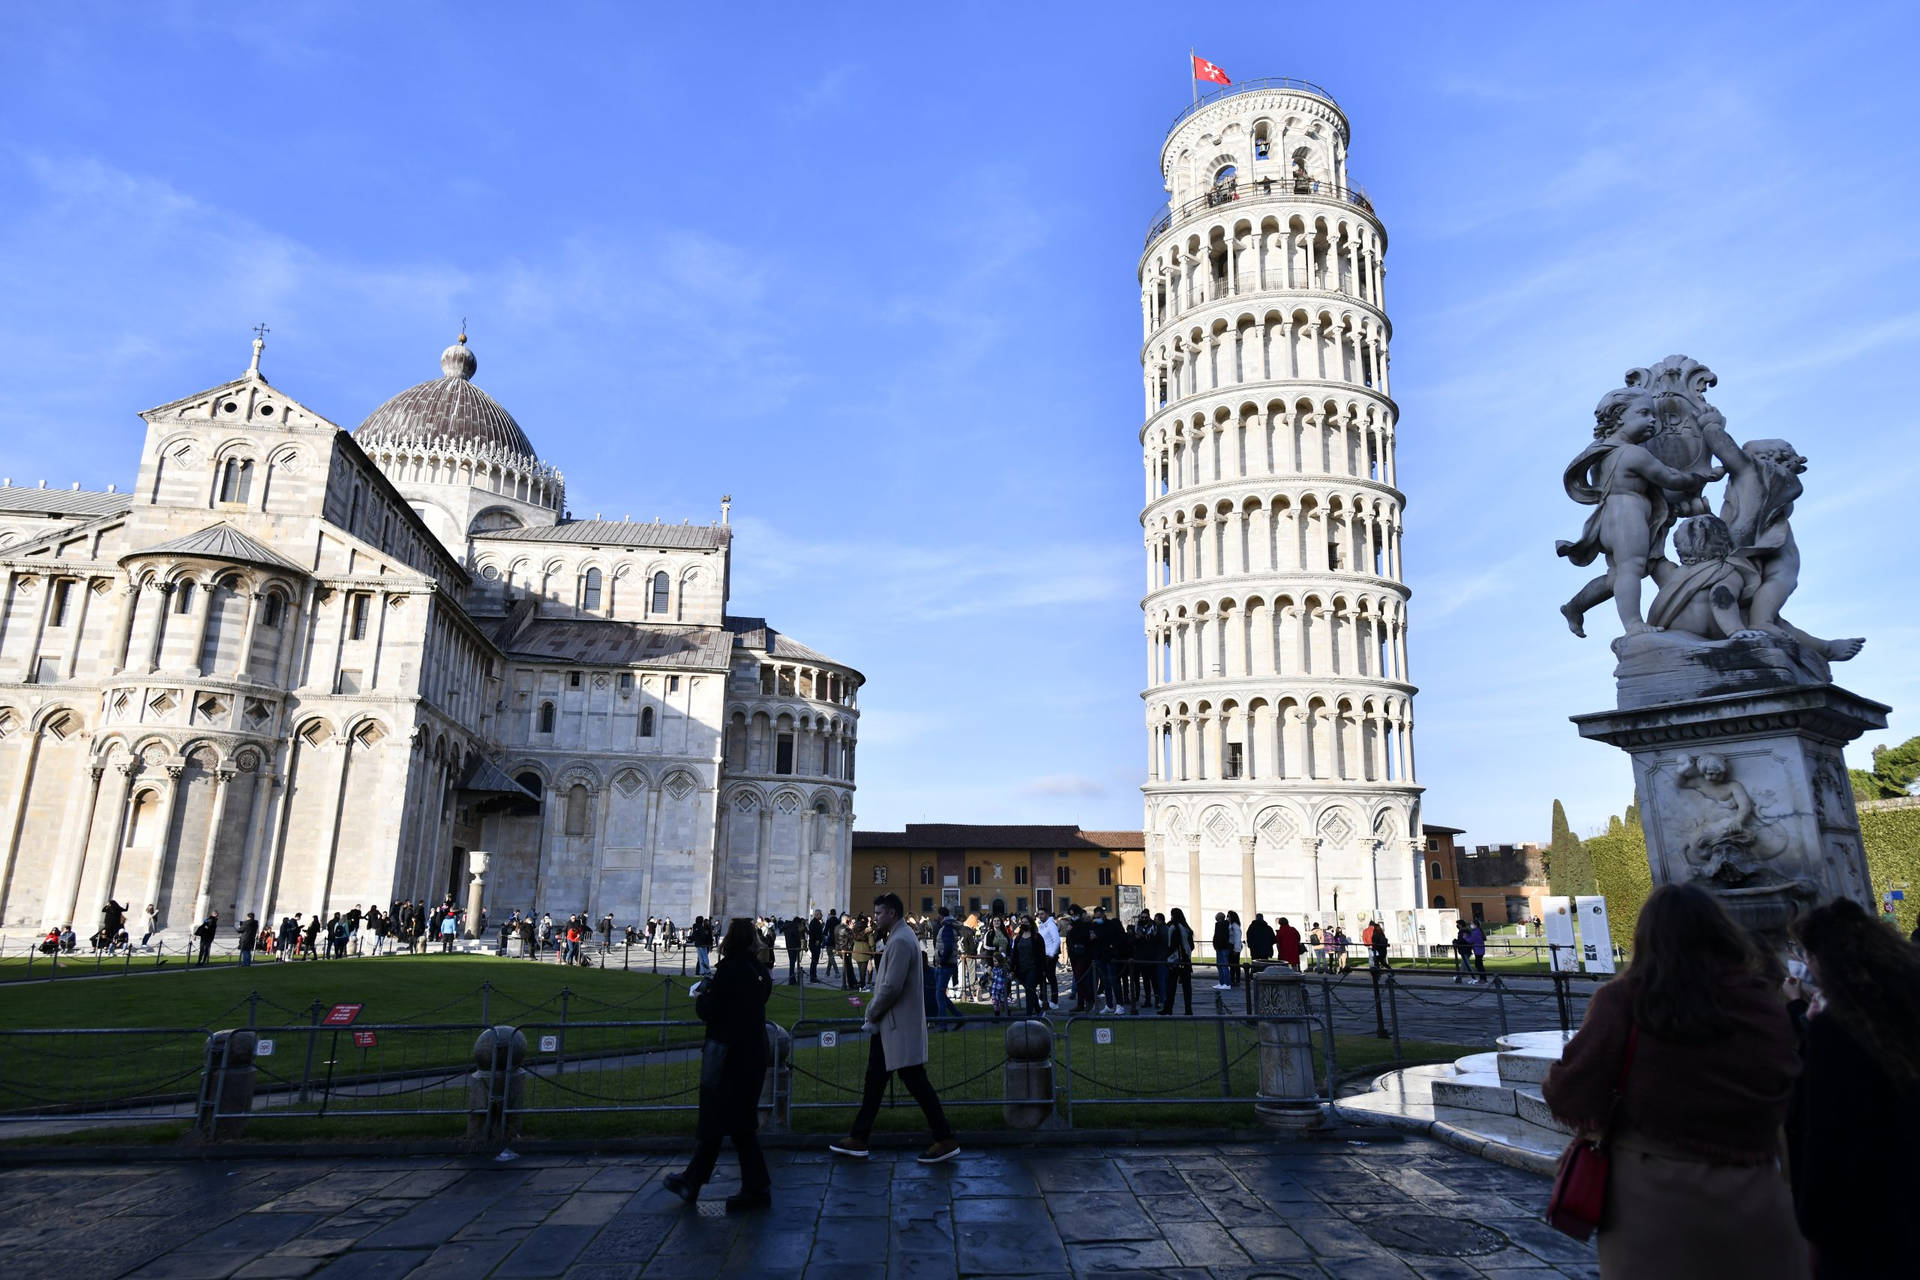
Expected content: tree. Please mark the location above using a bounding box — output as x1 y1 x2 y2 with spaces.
1548 799 1597 898
1851 734 1920 802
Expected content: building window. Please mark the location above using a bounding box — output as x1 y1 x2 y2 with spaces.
777 668 795 695
618 673 633 692
174 582 195 614
639 707 654 737
581 568 602 611
219 458 253 503
650 572 669 614
569 671 582 688
969 896 981 914
1100 896 1112 912
33 655 61 684
1430 861 1443 880
1014 865 1027 885
759 665 775 695
1057 866 1072 886
966 866 981 885
564 783 590 835
1016 896 1028 914
775 733 794 774
1432 895 1448 909
336 669 363 695
921 897 934 915
668 676 680 692
515 771 543 798
1224 743 1243 779
538 702 555 733
261 594 283 628
1098 867 1113 886
49 580 72 627
919 865 934 885
872 865 888 885
348 593 369 640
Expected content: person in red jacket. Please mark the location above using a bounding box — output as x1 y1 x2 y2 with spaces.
1276 917 1303 970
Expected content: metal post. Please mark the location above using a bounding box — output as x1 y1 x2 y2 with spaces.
1493 977 1510 1038
1368 964 1388 1038
1215 1014 1232 1097
297 999 322 1103
481 980 491 1026
248 991 260 1028
557 987 569 1074
1553 972 1571 1036
1320 977 1339 1098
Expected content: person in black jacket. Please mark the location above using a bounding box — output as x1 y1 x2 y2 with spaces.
1246 914 1276 969
1010 919 1047 1016
664 917 774 1213
236 913 259 967
807 910 826 981
1788 898 1920 1278
1161 908 1195 1015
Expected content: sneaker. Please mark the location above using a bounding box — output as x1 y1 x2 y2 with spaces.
828 1137 870 1158
1213 983 1231 990
918 1139 962 1164
725 1189 772 1213
661 1172 697 1204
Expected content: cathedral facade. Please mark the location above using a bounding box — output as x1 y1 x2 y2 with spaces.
0 335 859 940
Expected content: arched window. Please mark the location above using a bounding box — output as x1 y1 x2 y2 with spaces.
564 783 590 836
1430 860 1443 880
516 771 543 798
261 593 284 628
650 572 669 614
1431 895 1448 909
537 702 555 734
126 790 160 847
581 568 602 612
219 458 253 503
174 581 195 613
639 707 654 737
1214 163 1237 186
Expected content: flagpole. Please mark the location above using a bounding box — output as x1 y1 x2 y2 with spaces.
1189 46 1198 105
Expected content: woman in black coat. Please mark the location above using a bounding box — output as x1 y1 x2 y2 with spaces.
1010 919 1047 1016
664 917 774 1212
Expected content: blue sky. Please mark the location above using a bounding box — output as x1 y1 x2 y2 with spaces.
3 2 1916 844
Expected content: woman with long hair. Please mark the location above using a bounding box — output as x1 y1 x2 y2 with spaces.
664 916 773 1213
1542 883 1804 1278
1160 908 1195 1015
1788 897 1920 1276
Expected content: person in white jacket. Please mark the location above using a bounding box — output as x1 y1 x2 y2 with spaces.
1035 908 1061 1009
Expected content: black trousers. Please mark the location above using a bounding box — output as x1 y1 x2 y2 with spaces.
683 1107 770 1193
1161 961 1193 1014
850 1035 952 1141
1041 955 1059 1004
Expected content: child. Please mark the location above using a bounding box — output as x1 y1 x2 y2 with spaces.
988 950 1011 1018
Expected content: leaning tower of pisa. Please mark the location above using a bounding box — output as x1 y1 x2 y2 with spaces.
1139 76 1434 944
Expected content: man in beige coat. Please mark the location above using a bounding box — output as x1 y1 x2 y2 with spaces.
829 892 960 1163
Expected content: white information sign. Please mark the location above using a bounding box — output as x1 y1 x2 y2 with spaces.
539 1035 558 1053
819 1030 838 1048
256 1039 275 1057
1575 895 1616 973
1542 896 1580 973
1094 1026 1113 1045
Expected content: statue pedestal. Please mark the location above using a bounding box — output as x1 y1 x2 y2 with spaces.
1251 968 1325 1133
1572 683 1887 938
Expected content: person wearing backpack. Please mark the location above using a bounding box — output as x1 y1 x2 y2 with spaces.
931 908 960 1026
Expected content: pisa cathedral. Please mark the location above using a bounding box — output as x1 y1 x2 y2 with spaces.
0 335 860 941
1139 77 1449 946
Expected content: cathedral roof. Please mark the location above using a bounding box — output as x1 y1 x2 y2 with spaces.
354 336 538 463
853 825 1144 851
125 522 305 573
473 520 730 550
725 616 852 670
0 484 132 519
491 618 735 670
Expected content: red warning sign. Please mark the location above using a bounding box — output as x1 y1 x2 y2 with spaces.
322 1004 363 1026
352 1030 378 1048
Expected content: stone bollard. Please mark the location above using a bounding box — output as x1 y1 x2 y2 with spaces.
759 1022 793 1131
1251 968 1325 1133
1002 1019 1055 1129
196 1029 259 1141
467 1025 527 1144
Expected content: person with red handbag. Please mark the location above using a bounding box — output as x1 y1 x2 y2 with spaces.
1542 883 1804 1277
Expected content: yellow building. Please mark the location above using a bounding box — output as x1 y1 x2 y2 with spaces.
849 825 1144 919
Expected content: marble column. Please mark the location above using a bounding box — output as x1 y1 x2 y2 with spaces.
140 763 186 925
190 767 237 923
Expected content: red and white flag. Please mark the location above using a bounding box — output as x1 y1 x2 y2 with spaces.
1192 55 1230 86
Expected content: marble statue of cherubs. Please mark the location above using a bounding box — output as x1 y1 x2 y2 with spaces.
1674 751 1785 877
1557 388 1719 637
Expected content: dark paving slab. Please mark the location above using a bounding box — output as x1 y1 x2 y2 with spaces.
0 1136 1599 1277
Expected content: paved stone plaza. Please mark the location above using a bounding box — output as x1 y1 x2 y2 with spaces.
0 1139 1596 1278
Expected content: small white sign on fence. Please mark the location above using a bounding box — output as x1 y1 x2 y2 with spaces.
256 1039 275 1057
1094 1026 1113 1045
539 1035 558 1053
819 1030 839 1048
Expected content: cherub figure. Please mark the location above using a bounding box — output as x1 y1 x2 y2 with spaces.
1557 388 1718 637
1645 516 1762 640
1673 752 1785 878
1700 409 1864 663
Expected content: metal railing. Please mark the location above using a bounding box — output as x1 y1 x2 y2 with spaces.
1146 176 1377 246
1163 77 1342 139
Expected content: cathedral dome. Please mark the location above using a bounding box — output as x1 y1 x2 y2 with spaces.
354 336 537 463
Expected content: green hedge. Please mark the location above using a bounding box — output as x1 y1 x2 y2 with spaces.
1588 819 1653 951
1862 804 1920 934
